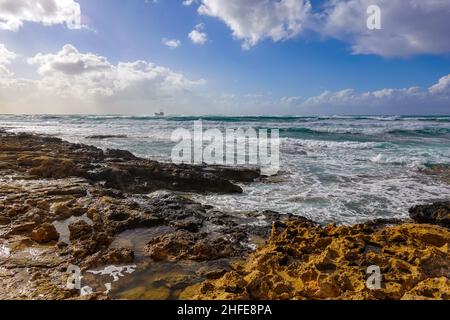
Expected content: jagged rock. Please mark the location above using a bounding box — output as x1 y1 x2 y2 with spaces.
8 221 37 235
69 220 93 241
27 156 81 179
104 148 136 160
4 130 448 301
194 218 450 300
36 200 50 211
202 165 261 182
82 248 135 269
409 201 450 228
31 223 60 243
53 203 73 220
144 231 243 262
0 131 259 194
102 247 135 265
401 277 450 300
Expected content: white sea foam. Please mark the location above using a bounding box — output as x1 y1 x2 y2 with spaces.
1 114 449 225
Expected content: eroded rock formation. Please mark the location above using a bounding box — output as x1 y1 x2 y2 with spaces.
191 218 449 300
0 131 448 300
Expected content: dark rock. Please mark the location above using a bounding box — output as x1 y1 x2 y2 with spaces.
409 201 450 228
144 231 244 262
203 165 261 182
82 248 135 269
86 135 128 140
172 218 202 232
102 247 135 264
69 220 93 241
202 268 228 280
104 148 137 160
108 211 129 221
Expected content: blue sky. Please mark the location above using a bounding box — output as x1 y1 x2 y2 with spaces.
0 0 450 115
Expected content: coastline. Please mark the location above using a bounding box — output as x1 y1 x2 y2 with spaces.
0 130 448 300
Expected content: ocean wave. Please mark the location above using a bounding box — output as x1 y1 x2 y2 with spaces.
387 127 450 137
279 124 450 138
282 138 383 150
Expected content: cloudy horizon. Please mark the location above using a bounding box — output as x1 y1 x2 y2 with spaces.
0 0 449 115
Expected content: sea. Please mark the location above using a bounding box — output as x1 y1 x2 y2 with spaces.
1 114 449 225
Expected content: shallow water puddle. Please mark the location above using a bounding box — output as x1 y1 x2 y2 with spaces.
81 227 235 300
109 226 173 259
108 259 232 300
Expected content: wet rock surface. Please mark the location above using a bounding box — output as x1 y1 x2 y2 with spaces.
0 131 272 299
409 201 450 228
0 132 261 194
0 131 448 300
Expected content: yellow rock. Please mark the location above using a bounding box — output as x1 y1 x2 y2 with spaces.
194 219 450 300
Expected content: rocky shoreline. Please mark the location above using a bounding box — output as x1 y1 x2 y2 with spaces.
0 130 448 300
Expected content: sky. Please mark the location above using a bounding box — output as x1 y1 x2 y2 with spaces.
0 0 449 115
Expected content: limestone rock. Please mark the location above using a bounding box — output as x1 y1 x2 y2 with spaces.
31 223 59 243
194 219 450 300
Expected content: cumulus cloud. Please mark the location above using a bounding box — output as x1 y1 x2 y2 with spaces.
0 43 16 64
280 96 302 105
429 74 450 96
0 0 82 31
189 0 450 56
28 44 110 77
27 44 204 97
188 23 208 45
316 0 450 57
162 38 181 49
2 45 450 115
198 0 311 49
0 44 205 113
297 74 450 115
0 43 16 76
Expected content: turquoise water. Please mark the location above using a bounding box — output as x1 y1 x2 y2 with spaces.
1 115 449 224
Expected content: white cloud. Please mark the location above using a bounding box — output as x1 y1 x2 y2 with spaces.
188 23 208 45
28 44 110 77
281 96 302 105
26 44 204 97
0 44 205 113
0 0 82 31
190 0 450 57
162 38 181 49
0 43 16 64
0 43 16 76
318 0 450 57
298 75 450 115
182 0 196 6
429 74 450 96
197 0 311 49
